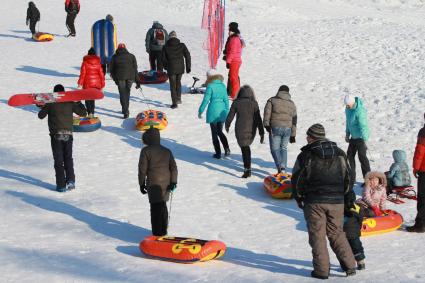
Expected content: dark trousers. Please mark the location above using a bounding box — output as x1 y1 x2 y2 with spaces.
50 135 74 188
85 100 95 115
117 80 133 115
415 172 425 227
66 13 77 35
347 138 370 182
241 145 251 169
347 238 365 261
210 122 229 155
149 51 163 71
150 202 168 236
169 74 182 105
29 20 37 34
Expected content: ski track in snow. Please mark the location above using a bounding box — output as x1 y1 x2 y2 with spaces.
0 0 424 282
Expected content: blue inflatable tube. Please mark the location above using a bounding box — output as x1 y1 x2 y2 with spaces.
73 117 102 132
92 19 117 65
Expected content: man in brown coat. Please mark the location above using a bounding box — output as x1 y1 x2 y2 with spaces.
138 127 178 236
292 124 356 279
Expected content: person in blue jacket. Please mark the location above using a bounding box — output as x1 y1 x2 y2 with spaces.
198 69 230 159
344 95 371 182
386 149 411 193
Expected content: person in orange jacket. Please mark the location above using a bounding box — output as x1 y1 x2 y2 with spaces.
77 47 105 117
407 112 425 232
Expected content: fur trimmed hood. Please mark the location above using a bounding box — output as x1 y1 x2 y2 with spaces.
364 171 387 188
205 74 224 86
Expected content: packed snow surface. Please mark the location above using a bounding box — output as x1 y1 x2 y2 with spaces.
0 0 424 282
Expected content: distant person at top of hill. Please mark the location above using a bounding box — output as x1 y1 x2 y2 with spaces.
26 2 40 36
162 30 191 109
77 47 105 117
145 21 169 72
65 0 80 37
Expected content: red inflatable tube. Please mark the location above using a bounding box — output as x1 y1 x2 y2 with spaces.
138 70 168 84
361 210 403 237
140 236 226 263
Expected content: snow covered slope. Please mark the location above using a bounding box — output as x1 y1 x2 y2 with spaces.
0 0 424 282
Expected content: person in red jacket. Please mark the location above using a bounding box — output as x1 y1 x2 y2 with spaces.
407 113 425 232
223 22 243 100
77 48 105 117
65 0 80 37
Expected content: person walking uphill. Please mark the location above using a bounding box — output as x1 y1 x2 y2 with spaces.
344 94 371 182
65 0 80 37
263 85 297 173
198 69 230 160
77 47 105 117
139 127 178 236
162 31 191 109
109 43 140 119
224 22 243 100
407 113 425 233
225 85 265 178
38 84 87 192
145 21 169 72
292 124 356 279
26 2 40 36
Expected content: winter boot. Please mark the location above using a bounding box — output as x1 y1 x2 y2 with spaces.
357 260 365 270
311 271 328 280
241 168 251 178
66 182 76 191
224 148 231 156
213 140 221 159
406 225 425 233
346 268 356 277
56 186 67 192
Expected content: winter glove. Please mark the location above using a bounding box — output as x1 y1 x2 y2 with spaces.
414 169 419 178
186 68 191 74
140 184 147 195
372 205 382 217
226 63 230 69
345 135 350 143
290 136 296 144
260 135 265 144
26 19 29 26
167 183 177 192
264 126 271 133
198 113 202 119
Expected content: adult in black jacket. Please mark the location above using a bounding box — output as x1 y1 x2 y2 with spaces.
162 31 191 108
38 84 87 192
291 124 356 279
139 127 178 236
109 43 140 118
225 85 265 178
26 2 40 35
65 0 80 37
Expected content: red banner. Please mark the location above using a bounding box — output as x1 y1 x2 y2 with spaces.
202 0 225 69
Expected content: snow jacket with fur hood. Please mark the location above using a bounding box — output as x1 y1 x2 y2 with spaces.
360 171 387 210
198 75 229 124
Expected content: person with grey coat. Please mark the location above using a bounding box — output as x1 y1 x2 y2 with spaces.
145 21 169 71
263 85 297 173
138 127 178 236
225 85 265 178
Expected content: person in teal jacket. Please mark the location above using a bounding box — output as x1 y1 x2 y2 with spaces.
198 69 230 159
344 95 371 182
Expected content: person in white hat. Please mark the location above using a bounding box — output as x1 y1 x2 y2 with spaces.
344 94 370 183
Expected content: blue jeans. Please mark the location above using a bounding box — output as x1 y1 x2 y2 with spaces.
269 127 291 170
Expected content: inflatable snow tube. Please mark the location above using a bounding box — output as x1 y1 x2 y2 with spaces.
135 110 168 131
91 19 117 65
32 32 54 42
73 117 101 132
361 210 403 237
263 172 293 199
138 70 168 84
140 236 226 263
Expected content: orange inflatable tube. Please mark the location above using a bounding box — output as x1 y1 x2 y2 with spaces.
32 32 54 42
140 236 226 263
361 210 403 237
135 110 168 131
263 172 293 199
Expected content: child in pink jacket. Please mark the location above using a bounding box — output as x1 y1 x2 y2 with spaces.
356 171 387 217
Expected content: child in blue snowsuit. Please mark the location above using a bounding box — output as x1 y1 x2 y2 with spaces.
386 149 411 194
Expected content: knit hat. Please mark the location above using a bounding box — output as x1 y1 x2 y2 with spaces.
169 31 177 38
88 47 96 55
106 14 113 22
53 84 65 92
206 69 219 77
307 123 326 139
279 85 289 92
344 94 355 106
229 22 240 34
117 43 126 49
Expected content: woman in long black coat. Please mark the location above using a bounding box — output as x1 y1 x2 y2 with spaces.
225 85 265 178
